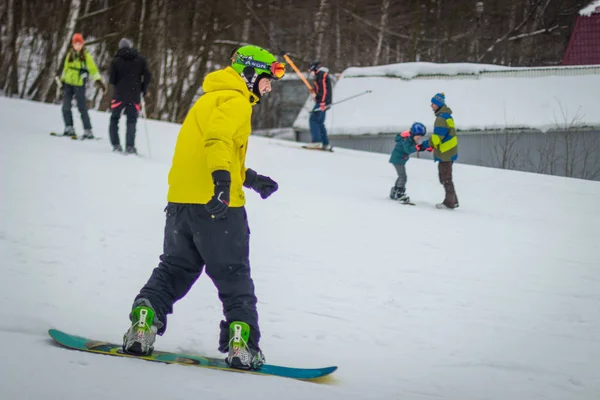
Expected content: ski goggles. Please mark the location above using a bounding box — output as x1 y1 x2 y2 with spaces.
270 61 286 80
234 55 286 80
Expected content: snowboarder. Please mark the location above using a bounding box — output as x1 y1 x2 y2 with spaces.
306 61 333 150
123 45 285 371
421 92 459 209
57 33 105 139
389 122 430 203
108 38 152 154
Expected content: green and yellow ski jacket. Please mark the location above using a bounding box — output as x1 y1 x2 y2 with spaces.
61 49 101 87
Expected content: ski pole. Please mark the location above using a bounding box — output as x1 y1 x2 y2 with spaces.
308 90 372 113
54 76 62 103
140 98 152 159
280 51 315 97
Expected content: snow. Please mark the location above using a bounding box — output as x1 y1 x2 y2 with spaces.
580 1 600 16
1 96 600 400
293 63 600 135
341 62 516 80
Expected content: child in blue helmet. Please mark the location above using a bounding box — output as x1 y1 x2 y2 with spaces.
389 122 430 203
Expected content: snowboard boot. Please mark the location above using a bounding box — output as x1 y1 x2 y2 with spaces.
389 186 401 200
225 321 265 370
123 303 161 355
81 129 95 140
125 146 138 155
438 180 458 209
63 126 76 138
396 187 411 204
112 144 123 152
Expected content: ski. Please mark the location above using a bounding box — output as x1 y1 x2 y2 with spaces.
301 145 334 153
48 329 337 383
49 132 102 140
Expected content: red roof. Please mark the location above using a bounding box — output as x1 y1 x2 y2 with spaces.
563 11 600 65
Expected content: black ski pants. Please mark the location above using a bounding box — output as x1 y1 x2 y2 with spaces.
62 83 92 130
109 100 139 147
135 203 260 351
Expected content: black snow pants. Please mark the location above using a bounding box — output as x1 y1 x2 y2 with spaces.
135 203 260 352
62 83 92 130
109 100 139 148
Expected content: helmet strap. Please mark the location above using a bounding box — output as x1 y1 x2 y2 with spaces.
241 66 258 92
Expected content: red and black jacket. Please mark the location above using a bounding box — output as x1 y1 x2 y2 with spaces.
313 69 332 105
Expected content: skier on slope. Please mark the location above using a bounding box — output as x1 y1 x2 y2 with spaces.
306 61 333 150
122 45 285 370
108 38 152 154
420 92 459 209
57 33 106 139
389 122 431 204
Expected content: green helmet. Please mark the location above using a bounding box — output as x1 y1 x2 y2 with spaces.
231 45 285 82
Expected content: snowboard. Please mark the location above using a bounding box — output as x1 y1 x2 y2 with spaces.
48 329 337 382
389 197 416 206
50 132 102 140
301 145 334 152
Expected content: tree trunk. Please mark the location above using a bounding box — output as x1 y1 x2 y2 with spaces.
242 0 252 42
20 31 38 99
313 0 329 60
176 8 217 122
0 0 16 91
39 0 82 102
138 0 147 51
521 0 553 64
373 0 390 65
335 5 341 71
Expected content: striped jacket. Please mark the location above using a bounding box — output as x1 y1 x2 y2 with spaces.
422 105 458 162
313 68 332 105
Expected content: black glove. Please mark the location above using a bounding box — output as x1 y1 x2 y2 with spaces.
244 168 278 199
205 170 231 218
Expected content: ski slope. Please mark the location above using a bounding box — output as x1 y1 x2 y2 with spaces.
1 97 599 400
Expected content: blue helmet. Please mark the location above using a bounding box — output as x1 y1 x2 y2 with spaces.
410 122 426 136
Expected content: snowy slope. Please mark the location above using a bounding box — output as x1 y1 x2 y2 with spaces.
1 97 599 400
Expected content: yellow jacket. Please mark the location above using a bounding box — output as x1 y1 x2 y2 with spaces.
167 67 259 206
61 50 101 87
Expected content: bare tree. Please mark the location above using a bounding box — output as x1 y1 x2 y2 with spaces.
373 0 390 65
38 0 82 102
137 0 147 51
312 0 329 60
0 0 589 131
0 0 17 94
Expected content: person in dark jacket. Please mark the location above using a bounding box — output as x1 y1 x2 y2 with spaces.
108 38 152 154
306 61 333 150
389 122 430 204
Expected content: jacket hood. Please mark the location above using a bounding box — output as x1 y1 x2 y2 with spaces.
435 104 452 115
116 47 139 60
203 67 259 104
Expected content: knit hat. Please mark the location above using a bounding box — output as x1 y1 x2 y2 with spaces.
308 61 321 72
431 92 445 108
119 38 133 49
72 33 84 45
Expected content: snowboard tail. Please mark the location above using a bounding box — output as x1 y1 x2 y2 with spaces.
48 329 337 382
